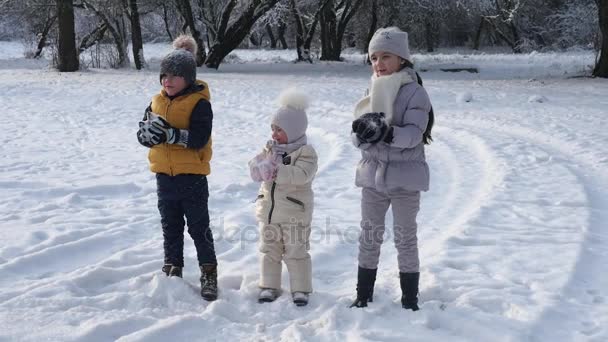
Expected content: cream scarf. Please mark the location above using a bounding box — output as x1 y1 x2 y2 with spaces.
353 70 414 123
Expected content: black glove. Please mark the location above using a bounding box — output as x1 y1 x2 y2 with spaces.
352 112 388 144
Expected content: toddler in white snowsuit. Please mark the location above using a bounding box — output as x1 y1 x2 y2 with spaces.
249 89 318 306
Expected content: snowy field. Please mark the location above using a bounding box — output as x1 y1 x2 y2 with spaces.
0 42 607 341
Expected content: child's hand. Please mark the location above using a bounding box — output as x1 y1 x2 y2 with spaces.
272 167 278 180
137 120 165 147
352 112 388 144
248 154 265 182
258 158 277 181
149 116 180 144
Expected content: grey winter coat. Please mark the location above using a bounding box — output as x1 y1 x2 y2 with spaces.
353 69 432 192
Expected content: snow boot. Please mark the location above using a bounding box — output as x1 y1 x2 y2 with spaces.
400 272 419 311
199 264 218 301
350 266 377 308
258 288 280 303
162 264 182 278
292 292 309 307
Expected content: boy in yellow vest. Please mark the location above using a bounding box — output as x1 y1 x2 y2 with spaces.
137 43 218 301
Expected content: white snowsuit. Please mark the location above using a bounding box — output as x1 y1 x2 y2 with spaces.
253 144 318 293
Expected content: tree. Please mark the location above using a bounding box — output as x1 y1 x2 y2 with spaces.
250 0 290 49
291 0 331 62
319 0 364 61
364 0 378 54
543 0 597 49
34 13 57 58
127 0 145 69
5 0 59 58
175 0 206 65
397 0 449 53
204 0 281 69
81 0 130 68
56 0 79 71
595 0 608 77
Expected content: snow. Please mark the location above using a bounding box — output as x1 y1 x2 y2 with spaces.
1 42 607 341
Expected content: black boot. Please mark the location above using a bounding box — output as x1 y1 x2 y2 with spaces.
200 264 218 301
400 272 419 311
350 266 377 308
162 264 182 278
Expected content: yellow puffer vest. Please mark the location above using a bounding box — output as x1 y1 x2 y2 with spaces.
148 80 212 176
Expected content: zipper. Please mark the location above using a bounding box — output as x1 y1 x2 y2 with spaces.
267 182 276 224
286 196 305 209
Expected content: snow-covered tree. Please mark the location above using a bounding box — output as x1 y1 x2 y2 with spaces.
544 0 597 49
250 0 290 49
318 0 364 61
290 0 331 62
80 0 130 68
201 0 282 69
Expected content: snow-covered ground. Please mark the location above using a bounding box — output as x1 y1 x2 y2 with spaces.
0 42 606 341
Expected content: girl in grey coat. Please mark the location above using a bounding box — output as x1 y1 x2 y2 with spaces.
249 89 318 307
350 27 434 311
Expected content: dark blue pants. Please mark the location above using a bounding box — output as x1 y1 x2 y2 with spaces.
156 173 217 267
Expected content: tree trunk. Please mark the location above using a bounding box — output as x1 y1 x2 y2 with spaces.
508 21 522 53
161 3 174 41
56 0 79 71
594 0 608 77
473 17 485 50
265 24 277 48
277 22 288 49
319 0 336 60
78 22 108 53
128 0 145 69
176 0 207 65
249 32 260 47
82 0 129 68
425 18 434 52
364 0 377 52
291 0 306 61
291 0 329 62
320 0 363 61
205 0 281 69
34 15 57 59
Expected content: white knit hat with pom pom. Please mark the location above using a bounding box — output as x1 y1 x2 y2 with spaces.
271 88 310 143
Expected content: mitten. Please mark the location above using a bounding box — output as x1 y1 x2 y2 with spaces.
248 154 264 182
258 157 278 181
149 115 178 144
137 120 166 146
352 112 388 144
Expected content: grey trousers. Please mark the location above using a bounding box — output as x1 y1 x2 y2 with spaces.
258 222 312 293
358 187 421 273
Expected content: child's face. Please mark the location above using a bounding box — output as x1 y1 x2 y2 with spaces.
370 51 403 77
161 73 188 96
271 124 288 144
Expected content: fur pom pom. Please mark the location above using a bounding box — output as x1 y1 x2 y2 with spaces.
172 34 198 57
277 88 310 111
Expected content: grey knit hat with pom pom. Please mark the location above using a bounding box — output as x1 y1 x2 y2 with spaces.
159 49 196 85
